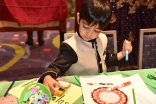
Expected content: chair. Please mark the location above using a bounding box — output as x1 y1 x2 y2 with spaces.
101 30 118 71
64 33 76 40
101 30 117 54
138 28 156 69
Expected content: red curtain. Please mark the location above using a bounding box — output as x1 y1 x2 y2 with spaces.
0 0 68 24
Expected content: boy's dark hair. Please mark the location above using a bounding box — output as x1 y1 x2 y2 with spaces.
80 0 112 30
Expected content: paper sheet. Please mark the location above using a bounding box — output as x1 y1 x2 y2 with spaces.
80 74 156 104
122 74 156 104
8 78 82 104
80 74 128 104
50 83 82 104
8 78 38 99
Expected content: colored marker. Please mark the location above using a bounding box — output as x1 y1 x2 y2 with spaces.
132 88 136 104
125 40 129 61
21 79 37 87
74 76 81 87
4 78 16 97
107 81 131 91
125 50 129 61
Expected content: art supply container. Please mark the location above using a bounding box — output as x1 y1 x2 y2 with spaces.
19 83 52 104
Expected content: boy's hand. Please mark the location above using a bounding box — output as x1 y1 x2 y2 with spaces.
43 75 62 95
122 40 133 56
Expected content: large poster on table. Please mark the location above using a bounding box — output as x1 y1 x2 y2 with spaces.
80 74 156 104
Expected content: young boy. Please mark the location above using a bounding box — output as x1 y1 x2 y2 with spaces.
38 0 133 95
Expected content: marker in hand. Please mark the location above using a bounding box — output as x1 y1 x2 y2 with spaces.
125 50 129 61
125 32 134 61
125 40 129 61
107 81 131 92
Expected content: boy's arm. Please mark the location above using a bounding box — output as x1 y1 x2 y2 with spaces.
117 51 126 60
38 43 78 83
105 52 119 67
105 50 126 67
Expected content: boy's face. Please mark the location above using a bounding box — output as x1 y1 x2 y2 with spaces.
77 13 102 41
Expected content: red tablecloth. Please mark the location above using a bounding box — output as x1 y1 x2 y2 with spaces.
0 0 67 24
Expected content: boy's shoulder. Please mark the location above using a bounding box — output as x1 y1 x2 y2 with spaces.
64 33 76 41
63 33 77 45
99 32 107 39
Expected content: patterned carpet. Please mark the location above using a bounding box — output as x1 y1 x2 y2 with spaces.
0 18 75 81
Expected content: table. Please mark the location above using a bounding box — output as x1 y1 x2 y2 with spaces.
0 0 67 42
1 68 156 103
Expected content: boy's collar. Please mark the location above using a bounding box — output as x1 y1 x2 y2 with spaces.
77 30 96 43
